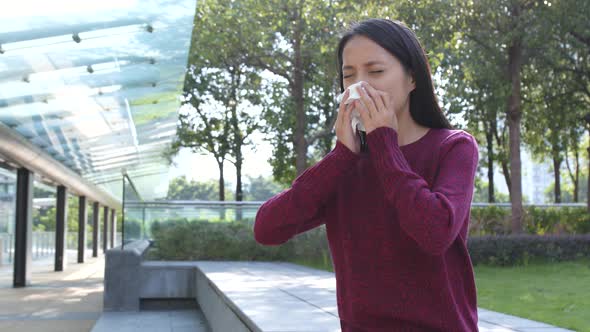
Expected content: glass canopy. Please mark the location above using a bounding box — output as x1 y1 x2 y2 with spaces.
0 0 196 200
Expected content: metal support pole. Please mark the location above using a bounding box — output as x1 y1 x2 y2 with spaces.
92 202 99 257
103 206 108 253
78 196 87 263
110 209 115 248
13 168 33 287
54 185 67 271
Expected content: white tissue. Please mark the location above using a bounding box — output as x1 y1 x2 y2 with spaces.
336 82 365 133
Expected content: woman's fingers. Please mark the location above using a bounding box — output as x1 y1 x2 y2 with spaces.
353 99 371 130
335 89 349 131
338 90 350 123
358 83 378 117
363 83 387 113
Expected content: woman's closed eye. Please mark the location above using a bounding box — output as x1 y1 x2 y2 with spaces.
343 70 382 79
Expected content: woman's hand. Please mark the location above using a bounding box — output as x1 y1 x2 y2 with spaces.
353 82 399 134
335 89 361 154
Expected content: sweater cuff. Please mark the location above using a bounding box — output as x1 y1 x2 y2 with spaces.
366 127 413 175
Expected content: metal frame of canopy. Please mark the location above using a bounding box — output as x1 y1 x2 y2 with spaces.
0 0 196 200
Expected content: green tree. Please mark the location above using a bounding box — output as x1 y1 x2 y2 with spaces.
173 0 263 200
536 0 590 207
239 0 397 183
442 27 511 203
243 175 286 201
473 176 510 203
166 176 233 201
170 72 232 202
446 0 556 233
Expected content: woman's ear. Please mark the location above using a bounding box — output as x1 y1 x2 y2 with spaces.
407 71 416 92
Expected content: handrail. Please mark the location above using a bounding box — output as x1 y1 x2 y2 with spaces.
125 200 587 208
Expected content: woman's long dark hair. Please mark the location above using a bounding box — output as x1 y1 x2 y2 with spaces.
337 18 453 130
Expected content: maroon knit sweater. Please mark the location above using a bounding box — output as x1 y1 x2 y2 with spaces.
254 126 480 332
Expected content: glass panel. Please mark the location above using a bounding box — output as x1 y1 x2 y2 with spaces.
86 200 94 252
0 0 197 201
122 175 143 245
31 180 56 262
122 200 263 245
0 167 16 272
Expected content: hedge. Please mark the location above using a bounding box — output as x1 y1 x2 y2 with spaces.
148 219 331 266
467 234 590 266
147 218 590 266
469 206 590 236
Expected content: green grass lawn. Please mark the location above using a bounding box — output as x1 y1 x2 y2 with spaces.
474 260 590 332
292 259 590 332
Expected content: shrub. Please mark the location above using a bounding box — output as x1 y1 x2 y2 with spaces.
124 219 143 240
469 206 590 236
147 214 590 267
149 218 330 263
467 234 590 266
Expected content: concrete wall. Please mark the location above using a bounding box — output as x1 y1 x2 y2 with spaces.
195 267 252 332
140 262 196 299
103 240 254 331
103 240 150 311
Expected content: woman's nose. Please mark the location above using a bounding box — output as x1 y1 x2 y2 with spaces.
353 75 371 86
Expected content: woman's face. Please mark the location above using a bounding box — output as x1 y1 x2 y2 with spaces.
341 35 415 115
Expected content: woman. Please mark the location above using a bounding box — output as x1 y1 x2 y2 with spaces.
254 18 479 332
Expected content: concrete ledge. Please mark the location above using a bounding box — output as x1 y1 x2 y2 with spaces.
195 267 252 332
140 262 196 299
194 261 340 332
104 253 575 332
103 240 150 311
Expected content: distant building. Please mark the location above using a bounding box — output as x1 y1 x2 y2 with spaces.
521 148 554 204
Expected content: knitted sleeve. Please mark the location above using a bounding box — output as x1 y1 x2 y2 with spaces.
254 141 360 245
367 127 479 255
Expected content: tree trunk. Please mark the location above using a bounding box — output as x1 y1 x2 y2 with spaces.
235 157 243 202
565 143 579 203
229 68 244 203
217 160 226 220
552 153 562 203
228 67 244 221
501 160 512 196
218 161 225 201
292 5 307 176
507 9 524 233
574 148 579 202
492 116 511 195
235 153 243 221
485 122 495 203
587 145 590 212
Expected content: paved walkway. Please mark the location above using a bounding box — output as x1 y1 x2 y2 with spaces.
92 310 210 332
0 256 576 332
0 252 104 332
193 261 575 332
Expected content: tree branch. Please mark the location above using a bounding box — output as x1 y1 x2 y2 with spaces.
245 53 292 85
569 30 590 48
307 114 337 144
